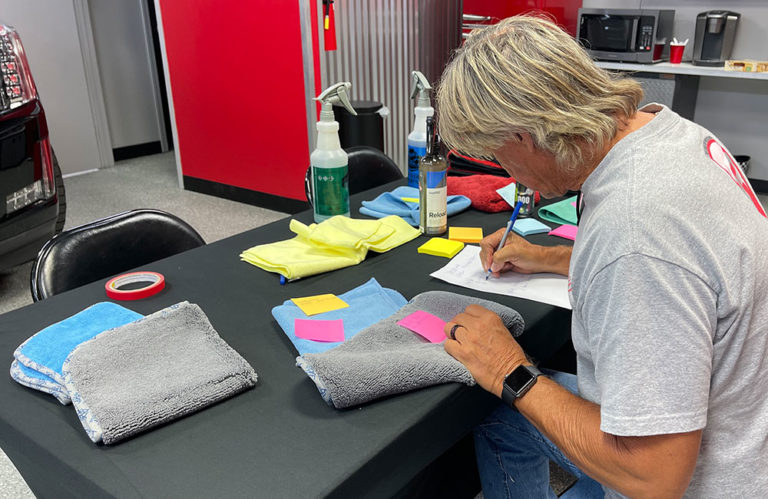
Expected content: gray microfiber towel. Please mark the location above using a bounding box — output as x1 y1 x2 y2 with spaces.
62 301 258 444
296 290 524 409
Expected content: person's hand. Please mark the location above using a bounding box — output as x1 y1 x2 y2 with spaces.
479 229 545 277
479 228 573 277
443 305 528 397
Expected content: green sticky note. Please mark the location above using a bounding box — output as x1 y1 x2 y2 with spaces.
538 196 578 225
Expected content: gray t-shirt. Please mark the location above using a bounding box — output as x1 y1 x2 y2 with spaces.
569 104 768 498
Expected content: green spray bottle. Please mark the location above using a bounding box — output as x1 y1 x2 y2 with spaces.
311 82 357 222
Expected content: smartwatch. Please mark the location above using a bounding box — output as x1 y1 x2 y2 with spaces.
501 364 543 407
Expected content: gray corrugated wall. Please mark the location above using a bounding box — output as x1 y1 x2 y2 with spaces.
316 0 463 172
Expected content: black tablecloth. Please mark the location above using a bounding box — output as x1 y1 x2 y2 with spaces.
0 182 573 498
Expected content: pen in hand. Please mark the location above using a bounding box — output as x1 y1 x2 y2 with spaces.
486 200 524 280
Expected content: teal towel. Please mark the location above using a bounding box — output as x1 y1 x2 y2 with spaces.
360 186 471 226
272 278 406 355
538 196 578 226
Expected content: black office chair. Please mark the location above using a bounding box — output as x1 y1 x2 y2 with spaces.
30 209 205 301
305 146 404 206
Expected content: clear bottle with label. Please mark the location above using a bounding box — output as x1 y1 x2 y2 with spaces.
419 116 447 235
516 182 536 217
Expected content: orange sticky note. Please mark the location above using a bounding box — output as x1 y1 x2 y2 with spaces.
294 318 345 342
448 226 484 243
291 294 349 316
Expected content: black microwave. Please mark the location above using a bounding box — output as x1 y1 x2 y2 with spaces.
577 9 675 63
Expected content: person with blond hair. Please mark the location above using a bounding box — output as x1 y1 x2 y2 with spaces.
437 15 768 499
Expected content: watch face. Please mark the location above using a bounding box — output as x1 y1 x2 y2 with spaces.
505 365 535 394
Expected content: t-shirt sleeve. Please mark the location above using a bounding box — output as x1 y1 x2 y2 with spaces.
580 253 716 436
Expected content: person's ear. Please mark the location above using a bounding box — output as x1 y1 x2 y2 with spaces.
518 132 536 153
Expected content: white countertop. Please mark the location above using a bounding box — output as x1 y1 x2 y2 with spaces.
596 61 768 80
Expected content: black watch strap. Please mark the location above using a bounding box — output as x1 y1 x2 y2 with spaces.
501 364 543 407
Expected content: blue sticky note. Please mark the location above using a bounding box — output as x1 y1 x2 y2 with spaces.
495 182 518 208
512 218 551 236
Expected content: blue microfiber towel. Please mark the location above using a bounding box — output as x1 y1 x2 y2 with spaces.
10 360 71 405
13 302 143 387
63 301 258 444
271 278 407 355
297 290 525 408
360 186 472 226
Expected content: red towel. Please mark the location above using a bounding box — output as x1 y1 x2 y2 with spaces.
446 175 540 213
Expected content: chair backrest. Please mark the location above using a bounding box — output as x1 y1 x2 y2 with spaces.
305 146 404 206
30 209 205 301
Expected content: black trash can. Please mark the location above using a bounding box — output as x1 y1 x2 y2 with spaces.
333 100 385 153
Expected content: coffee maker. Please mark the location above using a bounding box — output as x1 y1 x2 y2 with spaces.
692 11 741 66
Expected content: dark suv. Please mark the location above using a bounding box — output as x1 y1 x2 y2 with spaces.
0 22 65 271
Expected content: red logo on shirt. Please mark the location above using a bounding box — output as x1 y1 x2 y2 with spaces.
705 137 767 218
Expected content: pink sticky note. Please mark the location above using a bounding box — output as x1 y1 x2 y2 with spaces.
549 224 579 241
397 310 446 343
294 318 345 342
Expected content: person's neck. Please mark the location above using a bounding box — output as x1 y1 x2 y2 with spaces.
574 110 656 188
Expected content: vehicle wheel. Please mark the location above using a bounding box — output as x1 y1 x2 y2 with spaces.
52 150 66 234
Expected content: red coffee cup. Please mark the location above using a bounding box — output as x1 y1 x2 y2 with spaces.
669 44 685 64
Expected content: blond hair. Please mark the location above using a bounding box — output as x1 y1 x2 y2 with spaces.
437 15 643 167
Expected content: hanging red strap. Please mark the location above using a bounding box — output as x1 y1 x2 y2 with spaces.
324 0 337 51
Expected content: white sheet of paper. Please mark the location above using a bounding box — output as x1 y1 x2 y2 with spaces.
430 245 571 310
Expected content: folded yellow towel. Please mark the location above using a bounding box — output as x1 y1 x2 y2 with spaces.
240 215 420 279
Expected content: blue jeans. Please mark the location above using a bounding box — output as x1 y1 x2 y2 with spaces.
474 370 605 499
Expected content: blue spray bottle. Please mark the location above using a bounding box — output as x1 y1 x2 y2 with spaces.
407 71 434 188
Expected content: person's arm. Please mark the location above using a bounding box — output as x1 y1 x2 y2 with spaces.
478 228 571 277
443 305 701 498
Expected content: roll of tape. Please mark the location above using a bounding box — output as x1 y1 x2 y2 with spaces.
105 271 165 301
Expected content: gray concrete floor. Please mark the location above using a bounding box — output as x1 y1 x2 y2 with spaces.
0 152 289 497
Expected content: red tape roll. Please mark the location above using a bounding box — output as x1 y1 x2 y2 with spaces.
105 271 165 301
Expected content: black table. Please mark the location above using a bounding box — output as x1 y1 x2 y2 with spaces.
0 183 573 498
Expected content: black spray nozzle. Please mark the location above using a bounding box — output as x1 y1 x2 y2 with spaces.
425 116 434 156
425 116 441 158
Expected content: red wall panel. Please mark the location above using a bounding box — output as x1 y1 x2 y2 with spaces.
463 0 580 35
158 0 310 200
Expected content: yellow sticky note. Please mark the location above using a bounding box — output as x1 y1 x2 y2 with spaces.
291 294 349 316
448 226 484 244
417 238 464 258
